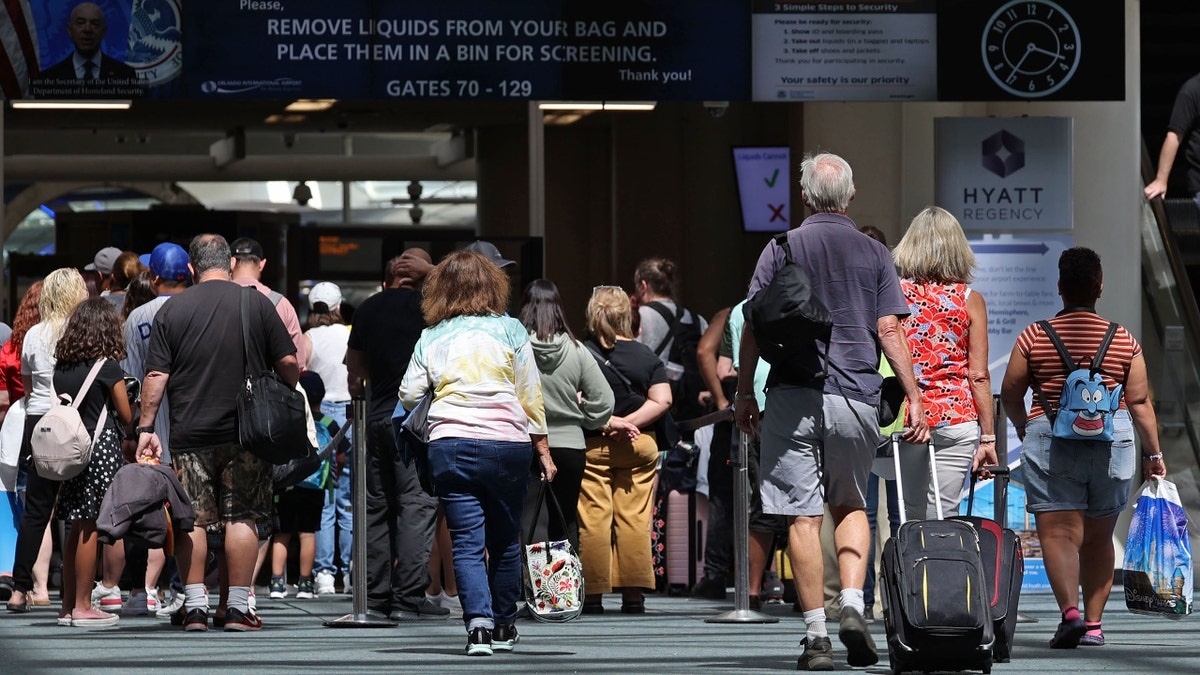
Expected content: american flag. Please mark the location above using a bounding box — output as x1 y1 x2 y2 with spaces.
0 0 40 100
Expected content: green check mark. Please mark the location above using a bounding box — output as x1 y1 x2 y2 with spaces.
764 169 780 188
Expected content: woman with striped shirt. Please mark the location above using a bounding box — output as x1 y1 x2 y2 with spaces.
1000 247 1166 650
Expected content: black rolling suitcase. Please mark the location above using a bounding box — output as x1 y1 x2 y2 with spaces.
879 434 994 675
951 467 1024 663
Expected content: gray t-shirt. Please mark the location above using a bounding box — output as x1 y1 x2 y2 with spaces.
747 213 909 404
636 299 708 365
124 295 173 459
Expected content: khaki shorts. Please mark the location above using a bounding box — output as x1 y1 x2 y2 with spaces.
172 444 272 529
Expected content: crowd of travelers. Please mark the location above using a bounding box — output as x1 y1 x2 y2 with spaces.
0 152 1170 666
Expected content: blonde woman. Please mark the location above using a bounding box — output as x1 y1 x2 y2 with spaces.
8 269 88 617
578 285 671 615
892 206 996 520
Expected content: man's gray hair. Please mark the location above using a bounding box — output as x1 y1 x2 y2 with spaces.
189 233 231 276
800 152 855 214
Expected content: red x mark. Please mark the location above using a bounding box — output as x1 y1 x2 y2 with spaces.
768 204 787 223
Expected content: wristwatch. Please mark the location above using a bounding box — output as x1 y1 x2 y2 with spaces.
135 425 156 435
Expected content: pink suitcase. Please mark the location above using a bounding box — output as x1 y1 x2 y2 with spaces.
665 489 708 593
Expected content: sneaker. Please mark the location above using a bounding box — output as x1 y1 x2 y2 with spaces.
125 591 149 616
439 593 462 616
390 596 451 621
224 607 262 632
1050 617 1086 649
91 582 123 612
863 604 876 624
342 572 352 595
212 613 227 629
248 589 257 613
491 623 519 652
57 614 73 626
157 590 184 619
144 589 161 615
183 608 209 632
295 577 315 600
314 571 337 596
690 575 728 600
749 594 763 611
1079 631 1105 646
838 606 879 667
466 627 493 656
796 636 835 671
762 571 786 603
269 576 288 600
71 608 120 627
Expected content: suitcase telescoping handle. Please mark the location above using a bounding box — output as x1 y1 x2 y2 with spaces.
889 431 941 526
966 465 1011 521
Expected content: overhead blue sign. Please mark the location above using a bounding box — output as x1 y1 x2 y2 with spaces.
183 1 750 101
8 1 748 101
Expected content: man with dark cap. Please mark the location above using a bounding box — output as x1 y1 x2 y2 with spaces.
344 248 448 621
230 238 308 372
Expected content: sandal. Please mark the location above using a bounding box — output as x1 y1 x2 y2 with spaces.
6 590 30 613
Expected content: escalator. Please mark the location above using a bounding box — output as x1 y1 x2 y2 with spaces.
1136 146 1200 578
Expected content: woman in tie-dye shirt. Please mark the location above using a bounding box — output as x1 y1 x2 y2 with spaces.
398 249 555 657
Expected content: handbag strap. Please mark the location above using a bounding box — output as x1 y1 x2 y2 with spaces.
239 287 252 380
525 480 572 560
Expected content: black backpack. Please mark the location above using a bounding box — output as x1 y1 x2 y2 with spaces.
644 301 707 425
743 232 832 369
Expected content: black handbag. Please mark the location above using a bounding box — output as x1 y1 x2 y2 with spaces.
235 287 309 464
401 390 433 446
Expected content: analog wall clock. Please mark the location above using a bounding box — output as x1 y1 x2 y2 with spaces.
982 0 1081 98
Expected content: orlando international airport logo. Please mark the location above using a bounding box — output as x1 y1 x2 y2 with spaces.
982 130 1025 178
125 0 182 85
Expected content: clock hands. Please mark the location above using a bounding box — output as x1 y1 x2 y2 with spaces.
1027 43 1065 62
1008 43 1036 81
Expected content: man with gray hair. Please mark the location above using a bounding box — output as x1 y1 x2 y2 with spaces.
734 152 929 670
137 234 298 632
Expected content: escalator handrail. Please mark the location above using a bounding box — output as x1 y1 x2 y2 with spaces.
1140 141 1200 353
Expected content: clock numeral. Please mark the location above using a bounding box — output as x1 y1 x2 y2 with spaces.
988 44 999 53
1063 42 1075 50
992 23 1006 34
1059 61 1069 71
1007 8 1018 20
1026 3 1038 16
1007 72 1018 85
1046 8 1056 21
1058 24 1071 33
1029 81 1035 92
1047 74 1056 86
993 62 1005 71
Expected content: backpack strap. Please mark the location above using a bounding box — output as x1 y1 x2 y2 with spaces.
1090 322 1120 378
71 358 110 447
1031 321 1071 424
644 301 680 358
772 232 797 265
267 290 284 307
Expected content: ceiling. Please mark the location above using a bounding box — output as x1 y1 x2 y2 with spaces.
2 99 536 183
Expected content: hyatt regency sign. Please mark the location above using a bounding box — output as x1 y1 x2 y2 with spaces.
934 117 1072 232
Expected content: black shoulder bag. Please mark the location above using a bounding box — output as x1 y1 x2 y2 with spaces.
235 287 309 464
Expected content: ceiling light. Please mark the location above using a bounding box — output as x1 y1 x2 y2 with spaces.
284 98 337 112
265 114 307 124
602 102 656 111
538 102 603 111
10 100 131 110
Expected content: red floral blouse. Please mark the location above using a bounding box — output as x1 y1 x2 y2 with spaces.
900 280 977 428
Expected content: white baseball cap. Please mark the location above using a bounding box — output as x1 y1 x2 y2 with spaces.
308 282 343 311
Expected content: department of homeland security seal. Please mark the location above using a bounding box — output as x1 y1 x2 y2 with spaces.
125 0 182 86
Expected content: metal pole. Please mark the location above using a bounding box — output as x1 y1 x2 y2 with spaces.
707 427 778 624
325 396 396 627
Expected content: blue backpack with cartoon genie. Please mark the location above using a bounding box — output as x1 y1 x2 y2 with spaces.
1034 320 1123 442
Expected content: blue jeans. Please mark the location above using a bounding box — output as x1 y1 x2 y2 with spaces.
428 437 531 631
315 401 352 576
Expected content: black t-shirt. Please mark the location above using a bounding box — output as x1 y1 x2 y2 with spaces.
145 281 295 450
52 359 125 433
346 287 426 423
1169 73 1200 194
585 338 667 421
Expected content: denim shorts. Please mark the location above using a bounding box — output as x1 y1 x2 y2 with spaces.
1021 410 1136 518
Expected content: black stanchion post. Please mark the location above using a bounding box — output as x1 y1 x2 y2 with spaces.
707 427 778 624
325 396 396 628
